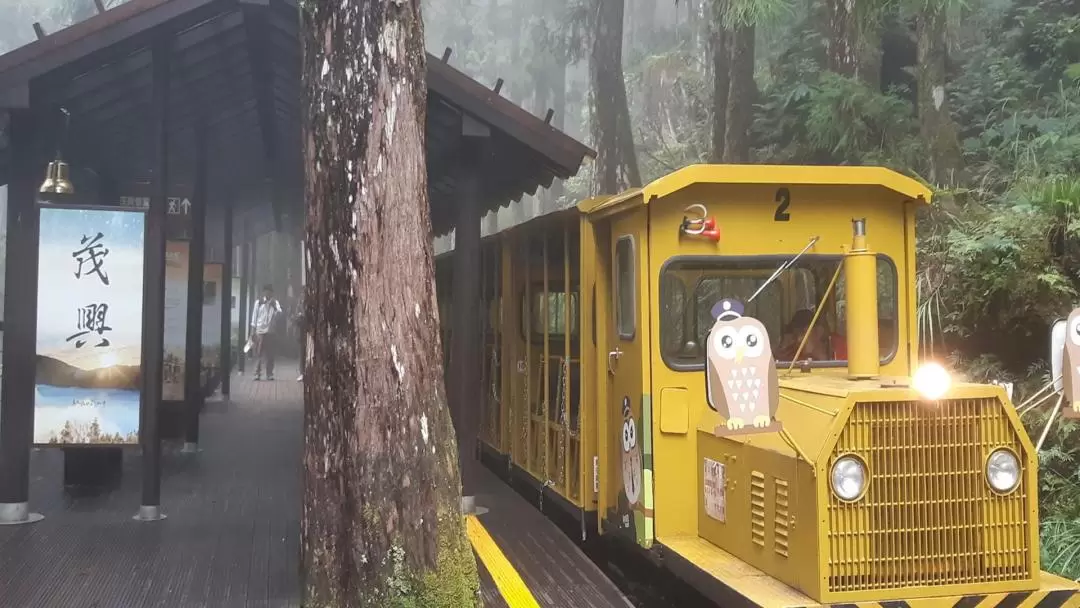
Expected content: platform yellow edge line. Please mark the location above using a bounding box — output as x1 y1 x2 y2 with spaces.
466 514 542 608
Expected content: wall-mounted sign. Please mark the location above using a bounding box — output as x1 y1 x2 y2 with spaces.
202 262 223 389
34 205 145 445
162 241 189 401
116 187 194 241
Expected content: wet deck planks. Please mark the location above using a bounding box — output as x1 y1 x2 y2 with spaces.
0 365 304 608
0 360 625 607
472 466 634 608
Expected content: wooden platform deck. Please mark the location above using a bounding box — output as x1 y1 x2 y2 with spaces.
470 465 634 608
0 365 305 608
0 362 631 607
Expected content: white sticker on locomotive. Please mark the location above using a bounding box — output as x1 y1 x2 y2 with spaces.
704 458 726 522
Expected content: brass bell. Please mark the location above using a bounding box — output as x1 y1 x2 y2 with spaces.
38 160 57 194
53 160 74 194
38 159 74 196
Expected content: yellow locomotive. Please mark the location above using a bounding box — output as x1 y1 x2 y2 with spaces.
437 165 1080 607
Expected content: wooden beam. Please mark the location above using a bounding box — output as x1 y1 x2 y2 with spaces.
241 6 277 174
220 191 234 397
0 107 40 520
449 123 490 495
183 120 208 448
0 83 29 108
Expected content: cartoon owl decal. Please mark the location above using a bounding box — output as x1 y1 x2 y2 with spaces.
620 396 643 506
1062 308 1080 417
705 298 781 435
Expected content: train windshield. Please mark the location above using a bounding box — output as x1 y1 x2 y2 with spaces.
658 255 899 370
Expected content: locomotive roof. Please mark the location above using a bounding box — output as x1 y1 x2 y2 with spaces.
578 164 932 217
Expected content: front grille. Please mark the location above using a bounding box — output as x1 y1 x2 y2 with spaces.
827 398 1032 593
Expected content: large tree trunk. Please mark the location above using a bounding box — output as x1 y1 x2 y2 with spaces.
723 22 755 163
590 0 642 194
917 0 962 186
299 1 480 606
859 27 883 92
823 0 883 89
710 0 730 163
549 31 568 205
826 0 858 77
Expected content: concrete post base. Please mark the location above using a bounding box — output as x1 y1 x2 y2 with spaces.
0 502 44 526
132 505 167 522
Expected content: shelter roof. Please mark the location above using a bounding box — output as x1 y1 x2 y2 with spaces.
0 0 595 235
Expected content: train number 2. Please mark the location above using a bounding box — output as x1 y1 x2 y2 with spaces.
774 188 791 221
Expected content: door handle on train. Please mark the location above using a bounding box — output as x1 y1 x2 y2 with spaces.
607 347 623 375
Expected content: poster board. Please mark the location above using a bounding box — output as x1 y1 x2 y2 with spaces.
162 241 189 401
202 262 223 390
34 205 145 446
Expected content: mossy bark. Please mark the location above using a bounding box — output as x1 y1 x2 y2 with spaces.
299 0 480 606
710 0 731 163
589 0 641 195
917 0 962 186
723 22 754 163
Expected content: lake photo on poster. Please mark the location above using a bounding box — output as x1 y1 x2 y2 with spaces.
33 385 140 444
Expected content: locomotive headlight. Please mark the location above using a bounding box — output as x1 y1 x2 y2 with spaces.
913 362 951 400
830 454 868 502
986 448 1021 494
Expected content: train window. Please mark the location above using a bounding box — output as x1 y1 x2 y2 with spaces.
521 287 579 340
659 255 899 370
534 291 579 337
660 273 687 354
615 236 636 339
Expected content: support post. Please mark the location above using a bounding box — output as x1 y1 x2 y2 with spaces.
136 41 170 522
0 108 43 526
250 237 258 305
182 123 207 453
220 199 233 397
237 240 249 374
450 115 489 503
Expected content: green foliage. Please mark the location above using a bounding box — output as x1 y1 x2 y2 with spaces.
753 67 923 168
626 42 713 181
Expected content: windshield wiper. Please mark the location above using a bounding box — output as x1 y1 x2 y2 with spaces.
747 236 820 303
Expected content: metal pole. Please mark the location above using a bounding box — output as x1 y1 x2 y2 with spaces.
0 108 43 525
220 199 233 397
250 237 258 307
136 41 169 522
237 240 249 374
182 123 207 453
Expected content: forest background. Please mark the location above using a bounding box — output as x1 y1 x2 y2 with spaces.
6 0 1080 582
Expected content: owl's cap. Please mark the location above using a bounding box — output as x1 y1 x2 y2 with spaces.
711 298 744 321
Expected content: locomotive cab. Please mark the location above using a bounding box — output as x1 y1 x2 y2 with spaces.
580 165 1078 606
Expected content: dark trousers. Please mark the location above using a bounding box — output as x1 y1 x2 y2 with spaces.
254 333 276 377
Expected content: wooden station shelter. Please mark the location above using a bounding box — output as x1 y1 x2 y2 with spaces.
0 0 593 524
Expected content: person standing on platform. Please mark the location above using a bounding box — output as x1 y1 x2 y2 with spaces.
251 284 283 380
